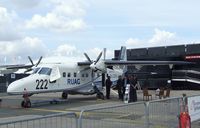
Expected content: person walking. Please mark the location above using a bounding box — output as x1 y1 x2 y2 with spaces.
105 75 112 99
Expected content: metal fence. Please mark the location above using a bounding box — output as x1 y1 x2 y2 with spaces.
147 97 182 128
78 97 182 128
0 112 78 128
187 95 200 128
0 96 194 128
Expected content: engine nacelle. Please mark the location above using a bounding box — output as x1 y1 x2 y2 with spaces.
90 60 107 72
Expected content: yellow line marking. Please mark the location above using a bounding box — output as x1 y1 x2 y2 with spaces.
30 108 71 113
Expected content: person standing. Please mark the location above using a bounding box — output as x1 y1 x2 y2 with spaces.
129 75 138 102
132 75 138 102
106 75 112 99
116 75 124 100
129 75 134 102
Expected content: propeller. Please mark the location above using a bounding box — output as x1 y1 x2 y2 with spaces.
24 56 43 73
83 49 107 93
95 52 102 64
84 53 92 63
28 56 34 66
35 56 43 67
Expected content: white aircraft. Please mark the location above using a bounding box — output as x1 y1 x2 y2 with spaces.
7 46 192 108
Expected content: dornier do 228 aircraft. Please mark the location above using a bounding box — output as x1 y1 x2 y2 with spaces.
7 46 192 108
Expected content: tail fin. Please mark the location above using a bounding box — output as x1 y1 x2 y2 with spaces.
119 46 127 74
118 46 127 61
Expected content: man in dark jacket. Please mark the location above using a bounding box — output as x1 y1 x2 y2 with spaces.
129 75 138 102
106 75 112 99
116 75 124 100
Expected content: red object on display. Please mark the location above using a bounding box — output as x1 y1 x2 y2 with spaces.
179 112 191 128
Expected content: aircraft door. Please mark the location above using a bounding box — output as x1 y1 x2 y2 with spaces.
49 66 61 89
50 66 61 82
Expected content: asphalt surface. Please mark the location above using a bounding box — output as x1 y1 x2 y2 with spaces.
0 90 123 118
1 89 200 127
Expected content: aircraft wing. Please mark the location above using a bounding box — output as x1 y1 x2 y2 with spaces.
3 64 33 69
77 60 193 66
77 62 92 66
104 60 194 65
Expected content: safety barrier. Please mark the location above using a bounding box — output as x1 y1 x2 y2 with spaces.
0 112 78 128
1 96 198 128
78 97 182 128
186 95 200 128
147 97 182 128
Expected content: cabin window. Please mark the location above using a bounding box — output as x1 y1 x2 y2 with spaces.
82 74 85 77
63 72 66 77
86 73 89 77
38 67 52 75
32 67 40 74
74 72 77 77
67 73 71 77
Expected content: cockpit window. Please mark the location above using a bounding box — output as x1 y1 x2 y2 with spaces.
32 68 40 74
38 67 52 75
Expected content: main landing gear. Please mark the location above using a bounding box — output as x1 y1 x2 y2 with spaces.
96 92 104 100
93 85 104 100
62 92 68 99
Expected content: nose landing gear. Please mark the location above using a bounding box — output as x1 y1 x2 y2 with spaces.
21 94 31 108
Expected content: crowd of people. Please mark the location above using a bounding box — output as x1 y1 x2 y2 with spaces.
105 74 138 102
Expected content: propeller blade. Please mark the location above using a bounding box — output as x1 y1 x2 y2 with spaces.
95 52 102 64
102 73 105 87
103 48 106 60
35 56 42 67
84 53 92 63
28 56 34 66
24 68 32 73
91 70 94 85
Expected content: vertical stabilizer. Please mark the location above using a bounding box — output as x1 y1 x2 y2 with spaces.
119 46 127 61
119 46 127 74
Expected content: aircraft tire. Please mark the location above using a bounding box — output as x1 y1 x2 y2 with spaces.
100 93 105 100
21 101 25 108
62 92 68 99
96 93 105 100
26 101 31 108
21 101 31 108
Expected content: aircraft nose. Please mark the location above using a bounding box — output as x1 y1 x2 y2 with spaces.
7 80 23 95
7 82 16 94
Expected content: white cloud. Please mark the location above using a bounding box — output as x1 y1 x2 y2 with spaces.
125 38 142 47
0 37 47 64
53 44 80 56
0 7 21 41
149 28 176 44
125 28 180 48
26 0 87 33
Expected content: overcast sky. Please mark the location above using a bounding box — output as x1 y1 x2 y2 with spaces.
0 0 200 64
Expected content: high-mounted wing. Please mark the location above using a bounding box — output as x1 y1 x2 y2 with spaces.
0 56 42 74
104 60 193 65
77 46 194 73
5 64 33 69
77 61 92 66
